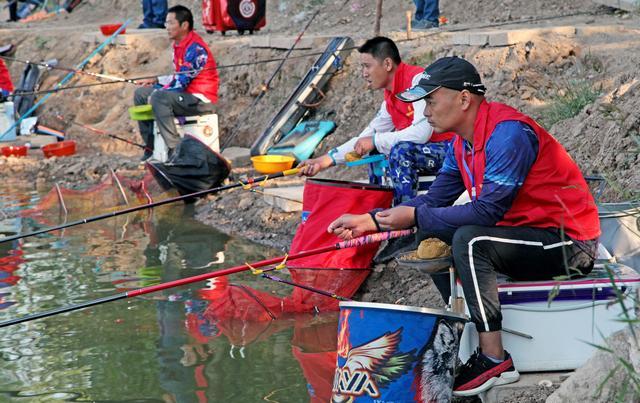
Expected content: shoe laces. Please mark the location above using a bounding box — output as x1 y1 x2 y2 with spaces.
460 348 484 372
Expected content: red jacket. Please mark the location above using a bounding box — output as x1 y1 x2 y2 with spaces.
454 101 600 241
173 31 219 103
384 62 453 143
0 60 13 93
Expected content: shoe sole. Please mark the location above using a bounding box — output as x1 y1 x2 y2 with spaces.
453 370 520 397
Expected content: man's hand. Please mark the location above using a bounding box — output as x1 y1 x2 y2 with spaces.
354 136 375 156
327 213 377 240
136 78 158 87
375 206 416 230
297 154 334 177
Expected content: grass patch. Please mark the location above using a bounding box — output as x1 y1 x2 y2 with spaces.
409 50 435 68
540 79 600 128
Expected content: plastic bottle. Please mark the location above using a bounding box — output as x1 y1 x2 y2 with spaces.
0 101 17 142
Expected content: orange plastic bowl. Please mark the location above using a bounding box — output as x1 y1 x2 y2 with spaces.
250 155 296 174
42 140 76 158
100 23 126 36
1 145 28 158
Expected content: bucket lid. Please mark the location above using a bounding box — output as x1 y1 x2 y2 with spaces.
339 301 468 321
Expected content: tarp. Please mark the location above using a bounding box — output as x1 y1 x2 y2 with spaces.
148 136 230 198
288 178 393 269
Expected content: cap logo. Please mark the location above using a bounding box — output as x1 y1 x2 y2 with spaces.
421 72 431 80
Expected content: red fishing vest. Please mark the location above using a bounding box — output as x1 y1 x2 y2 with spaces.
0 60 13 93
173 31 219 103
384 63 453 143
454 101 600 241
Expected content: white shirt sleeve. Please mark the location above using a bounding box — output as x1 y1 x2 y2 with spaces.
371 72 434 155
328 101 395 164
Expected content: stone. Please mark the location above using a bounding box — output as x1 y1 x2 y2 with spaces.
546 327 640 403
221 147 251 167
262 186 303 212
25 134 57 148
450 32 470 45
237 196 253 210
448 27 576 48
468 32 490 46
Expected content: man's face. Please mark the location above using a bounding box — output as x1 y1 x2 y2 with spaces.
166 12 187 40
360 53 392 90
424 87 463 133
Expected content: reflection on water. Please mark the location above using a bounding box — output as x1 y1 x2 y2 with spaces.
0 179 338 402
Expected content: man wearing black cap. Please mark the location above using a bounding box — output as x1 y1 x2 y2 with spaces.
327 56 600 396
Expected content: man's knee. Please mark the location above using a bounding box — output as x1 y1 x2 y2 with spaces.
451 225 488 256
134 87 151 105
389 141 417 168
149 91 172 116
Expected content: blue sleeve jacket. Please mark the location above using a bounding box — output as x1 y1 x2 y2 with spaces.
165 42 209 91
401 121 539 233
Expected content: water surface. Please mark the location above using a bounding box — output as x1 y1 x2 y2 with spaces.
0 178 338 402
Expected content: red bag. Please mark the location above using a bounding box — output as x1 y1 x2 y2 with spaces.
202 0 266 34
288 179 393 269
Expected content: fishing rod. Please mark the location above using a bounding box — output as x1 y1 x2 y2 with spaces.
220 8 322 150
55 115 150 151
0 168 300 245
0 229 413 327
0 55 138 84
0 19 131 141
260 272 350 301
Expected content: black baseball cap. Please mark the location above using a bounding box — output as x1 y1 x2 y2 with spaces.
397 56 486 103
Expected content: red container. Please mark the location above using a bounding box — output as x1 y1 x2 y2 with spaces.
42 140 76 158
100 23 126 36
202 0 266 35
1 145 28 158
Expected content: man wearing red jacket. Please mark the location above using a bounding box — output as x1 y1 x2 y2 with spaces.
299 37 453 205
327 57 600 396
133 5 219 162
0 58 14 101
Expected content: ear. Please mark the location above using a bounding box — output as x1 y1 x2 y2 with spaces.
459 90 472 111
383 57 393 72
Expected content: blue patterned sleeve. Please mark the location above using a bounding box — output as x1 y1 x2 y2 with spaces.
413 121 539 232
401 142 466 209
165 43 208 91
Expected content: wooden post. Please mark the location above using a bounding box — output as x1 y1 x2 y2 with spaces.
406 10 412 40
374 0 383 36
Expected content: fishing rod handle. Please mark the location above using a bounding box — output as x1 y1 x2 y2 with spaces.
337 229 415 249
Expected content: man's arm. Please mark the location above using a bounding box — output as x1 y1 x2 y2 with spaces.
164 43 208 91
328 101 395 164
412 121 539 233
372 73 434 154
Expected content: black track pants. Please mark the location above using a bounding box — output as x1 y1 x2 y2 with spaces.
442 225 596 332
133 87 215 150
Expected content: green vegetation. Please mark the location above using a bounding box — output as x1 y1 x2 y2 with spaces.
540 79 601 128
409 50 435 68
35 36 48 50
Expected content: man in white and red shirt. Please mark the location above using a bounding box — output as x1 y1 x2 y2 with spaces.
133 5 219 162
299 36 452 205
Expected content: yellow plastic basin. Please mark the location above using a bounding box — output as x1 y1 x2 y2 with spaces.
128 104 154 121
251 155 296 174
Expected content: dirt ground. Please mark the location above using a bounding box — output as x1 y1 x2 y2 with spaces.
1 1 639 401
